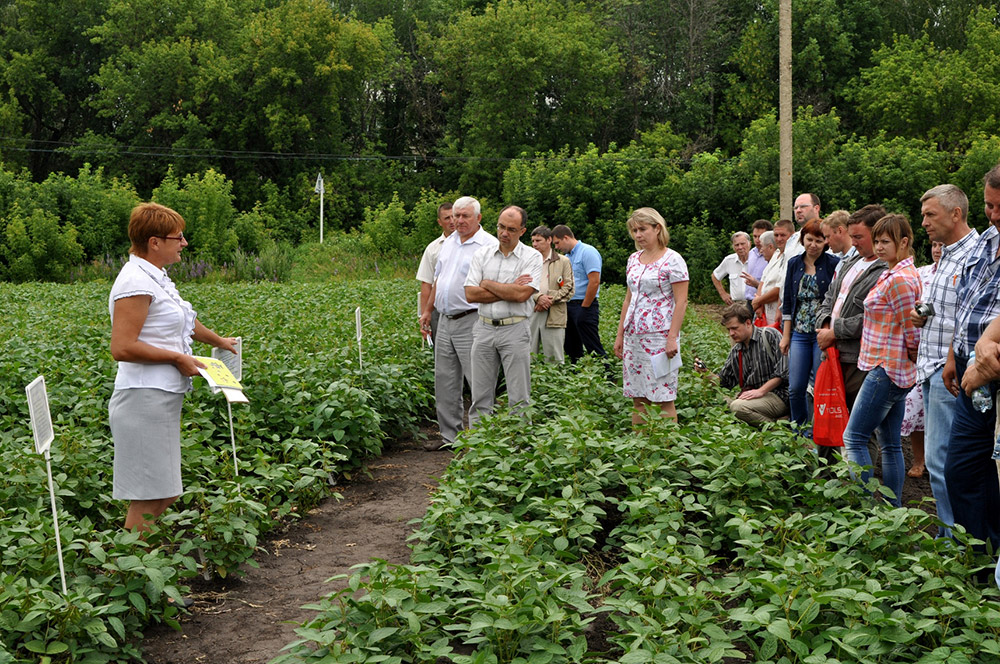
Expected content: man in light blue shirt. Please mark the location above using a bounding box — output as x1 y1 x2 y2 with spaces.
552 224 606 362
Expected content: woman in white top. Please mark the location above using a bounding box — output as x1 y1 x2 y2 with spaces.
109 203 237 532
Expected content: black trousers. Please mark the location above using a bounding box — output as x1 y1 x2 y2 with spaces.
565 300 606 363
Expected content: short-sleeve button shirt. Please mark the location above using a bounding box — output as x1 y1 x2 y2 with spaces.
433 227 499 316
109 254 197 393
464 242 543 319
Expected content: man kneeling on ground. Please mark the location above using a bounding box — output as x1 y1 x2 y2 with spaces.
697 303 789 423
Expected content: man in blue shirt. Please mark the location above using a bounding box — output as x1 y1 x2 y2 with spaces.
551 225 606 362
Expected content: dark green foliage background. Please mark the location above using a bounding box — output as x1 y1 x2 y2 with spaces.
2 1 1000 289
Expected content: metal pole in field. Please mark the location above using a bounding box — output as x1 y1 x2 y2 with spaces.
227 400 238 477
45 452 68 594
315 172 325 244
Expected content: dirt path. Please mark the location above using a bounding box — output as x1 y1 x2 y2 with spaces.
140 435 452 664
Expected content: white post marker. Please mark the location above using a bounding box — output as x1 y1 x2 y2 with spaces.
211 338 243 478
355 306 363 371
417 293 429 348
315 172 325 244
25 376 68 595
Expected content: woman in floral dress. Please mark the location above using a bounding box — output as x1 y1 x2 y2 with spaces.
613 208 689 426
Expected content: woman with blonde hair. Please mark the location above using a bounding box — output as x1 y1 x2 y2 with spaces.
613 207 689 425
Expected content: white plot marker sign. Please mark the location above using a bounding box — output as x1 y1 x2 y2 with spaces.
25 376 68 594
356 306 363 371
211 338 245 478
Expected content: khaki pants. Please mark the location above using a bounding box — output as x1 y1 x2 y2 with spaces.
529 310 565 364
728 392 788 424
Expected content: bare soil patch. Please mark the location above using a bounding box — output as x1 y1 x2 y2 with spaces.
140 432 452 664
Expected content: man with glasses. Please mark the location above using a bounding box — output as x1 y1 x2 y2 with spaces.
786 193 821 258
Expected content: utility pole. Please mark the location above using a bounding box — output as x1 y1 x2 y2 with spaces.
778 0 792 221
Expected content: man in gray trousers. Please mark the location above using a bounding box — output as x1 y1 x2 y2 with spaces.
418 196 499 450
465 205 543 427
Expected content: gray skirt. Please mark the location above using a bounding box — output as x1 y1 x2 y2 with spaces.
109 388 185 500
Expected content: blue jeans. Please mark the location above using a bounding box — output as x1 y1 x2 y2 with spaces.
843 365 912 507
922 370 957 537
788 331 821 426
944 356 1000 551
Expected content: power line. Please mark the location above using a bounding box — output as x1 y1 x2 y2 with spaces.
0 135 693 165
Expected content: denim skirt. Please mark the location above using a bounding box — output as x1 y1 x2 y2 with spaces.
109 388 184 500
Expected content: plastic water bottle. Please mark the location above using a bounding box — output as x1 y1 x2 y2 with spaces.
969 350 992 413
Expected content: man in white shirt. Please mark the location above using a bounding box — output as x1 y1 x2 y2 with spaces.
415 203 454 342
785 192 821 258
712 231 752 311
465 205 543 426
419 196 499 450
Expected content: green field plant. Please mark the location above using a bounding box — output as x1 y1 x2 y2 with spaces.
0 279 434 662
278 307 1000 664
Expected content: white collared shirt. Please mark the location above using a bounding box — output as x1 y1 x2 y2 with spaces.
433 227 499 316
109 254 197 393
785 230 805 258
465 241 543 319
415 233 448 284
712 252 749 300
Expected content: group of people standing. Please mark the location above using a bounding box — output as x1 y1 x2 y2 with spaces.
415 197 615 450
709 166 1000 587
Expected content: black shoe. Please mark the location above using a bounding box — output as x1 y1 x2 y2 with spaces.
168 596 195 609
423 438 450 451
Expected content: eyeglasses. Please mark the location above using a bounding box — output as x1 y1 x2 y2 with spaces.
157 233 185 242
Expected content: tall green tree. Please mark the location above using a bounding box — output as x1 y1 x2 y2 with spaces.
850 7 1000 150
0 0 110 179
427 0 621 196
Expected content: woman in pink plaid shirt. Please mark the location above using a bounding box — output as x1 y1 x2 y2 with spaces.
842 214 922 507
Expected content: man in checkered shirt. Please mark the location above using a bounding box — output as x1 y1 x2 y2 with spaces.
910 184 977 539
941 164 1000 557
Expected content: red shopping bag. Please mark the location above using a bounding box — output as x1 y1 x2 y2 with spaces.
754 311 783 330
813 347 848 447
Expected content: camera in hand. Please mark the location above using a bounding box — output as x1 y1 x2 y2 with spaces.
915 302 935 318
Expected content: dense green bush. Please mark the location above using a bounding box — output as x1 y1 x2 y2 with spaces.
0 203 84 282
152 168 239 265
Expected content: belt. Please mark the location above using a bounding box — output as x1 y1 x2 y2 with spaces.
480 315 527 327
444 309 476 320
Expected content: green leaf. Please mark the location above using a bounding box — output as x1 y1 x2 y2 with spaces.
368 627 399 644
766 619 793 642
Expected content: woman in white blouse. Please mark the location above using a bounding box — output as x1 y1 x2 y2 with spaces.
109 203 237 532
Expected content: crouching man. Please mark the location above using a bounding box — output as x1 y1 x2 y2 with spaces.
698 303 789 423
